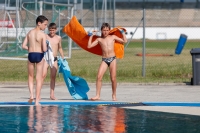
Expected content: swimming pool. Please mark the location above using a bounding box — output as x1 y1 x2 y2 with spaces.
0 102 200 133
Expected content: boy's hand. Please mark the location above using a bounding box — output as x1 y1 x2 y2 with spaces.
117 28 124 34
46 40 49 45
88 30 98 36
88 32 93 36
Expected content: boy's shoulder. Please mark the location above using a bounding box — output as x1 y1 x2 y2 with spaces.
56 34 61 38
47 34 61 42
30 28 45 35
28 29 34 34
54 34 61 40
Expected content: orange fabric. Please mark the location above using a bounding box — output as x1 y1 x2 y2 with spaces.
62 16 126 59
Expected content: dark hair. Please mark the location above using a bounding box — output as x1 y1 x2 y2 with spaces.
36 15 48 25
101 22 110 30
48 23 57 29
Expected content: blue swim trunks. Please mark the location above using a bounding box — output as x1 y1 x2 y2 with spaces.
28 52 44 63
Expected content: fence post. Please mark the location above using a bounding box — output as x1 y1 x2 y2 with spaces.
142 1 146 77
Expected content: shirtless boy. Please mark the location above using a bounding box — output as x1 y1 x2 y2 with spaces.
22 15 48 105
87 23 127 101
42 23 65 100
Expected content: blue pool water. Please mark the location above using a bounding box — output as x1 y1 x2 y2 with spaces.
0 104 200 133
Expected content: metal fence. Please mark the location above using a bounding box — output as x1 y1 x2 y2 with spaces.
76 1 200 83
1 1 200 83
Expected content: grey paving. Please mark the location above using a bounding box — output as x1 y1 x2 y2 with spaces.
0 82 200 115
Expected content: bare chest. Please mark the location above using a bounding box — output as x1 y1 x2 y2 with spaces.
99 36 114 46
47 37 58 47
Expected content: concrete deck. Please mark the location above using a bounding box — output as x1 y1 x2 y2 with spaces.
0 83 200 116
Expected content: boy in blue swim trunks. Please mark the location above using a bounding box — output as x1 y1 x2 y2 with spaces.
42 23 65 100
88 23 127 101
22 15 48 105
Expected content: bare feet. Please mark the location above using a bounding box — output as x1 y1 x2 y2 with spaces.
50 96 57 100
28 98 34 104
35 97 41 106
90 96 100 101
35 102 41 106
112 95 117 101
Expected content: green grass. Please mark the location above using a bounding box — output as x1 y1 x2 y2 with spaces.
0 39 198 83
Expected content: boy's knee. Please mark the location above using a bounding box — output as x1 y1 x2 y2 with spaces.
97 76 103 81
42 74 46 79
28 74 34 78
110 77 116 83
50 73 56 79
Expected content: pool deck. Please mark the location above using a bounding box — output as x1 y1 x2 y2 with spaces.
0 82 200 116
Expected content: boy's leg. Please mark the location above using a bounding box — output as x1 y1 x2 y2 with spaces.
50 61 58 100
91 61 108 100
35 59 45 105
42 61 49 81
28 61 35 102
41 61 49 100
109 59 117 101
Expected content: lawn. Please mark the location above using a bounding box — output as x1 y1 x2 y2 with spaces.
0 39 198 83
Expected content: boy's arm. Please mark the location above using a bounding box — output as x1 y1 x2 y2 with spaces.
120 29 127 43
22 35 28 50
42 33 47 52
58 36 65 59
87 35 99 48
114 28 127 44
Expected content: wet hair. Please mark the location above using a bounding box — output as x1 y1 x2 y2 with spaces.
101 22 110 30
48 23 57 29
36 15 48 25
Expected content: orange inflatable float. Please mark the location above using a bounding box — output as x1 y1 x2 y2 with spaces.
62 16 126 59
